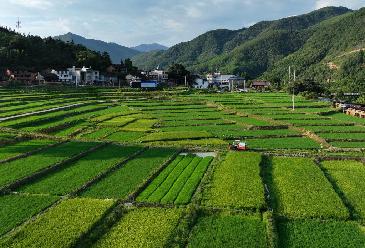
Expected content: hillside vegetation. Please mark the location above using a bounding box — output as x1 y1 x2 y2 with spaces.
132 6 365 90
0 28 111 72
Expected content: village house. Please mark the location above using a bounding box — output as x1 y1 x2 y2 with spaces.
251 81 271 90
51 66 100 85
206 73 246 90
6 69 37 83
142 69 168 83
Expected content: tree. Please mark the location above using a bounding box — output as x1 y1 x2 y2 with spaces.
167 63 191 85
287 78 325 96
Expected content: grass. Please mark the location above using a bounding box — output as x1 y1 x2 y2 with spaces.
278 220 365 248
322 160 365 220
0 139 55 161
80 148 176 199
0 141 98 188
204 152 266 210
188 213 267 248
0 198 115 248
0 195 59 236
17 144 141 196
92 208 182 248
271 157 349 219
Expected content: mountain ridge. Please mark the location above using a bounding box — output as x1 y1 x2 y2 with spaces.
54 32 140 64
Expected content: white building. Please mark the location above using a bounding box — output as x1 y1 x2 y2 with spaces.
142 69 168 83
51 69 73 83
207 72 246 91
193 78 209 89
51 66 100 86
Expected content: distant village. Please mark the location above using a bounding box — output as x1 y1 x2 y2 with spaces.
2 65 271 91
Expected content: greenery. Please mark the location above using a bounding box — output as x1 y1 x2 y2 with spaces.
93 208 182 248
272 157 349 219
0 141 98 188
278 220 365 248
188 213 267 248
0 27 111 72
17 144 139 195
322 160 365 220
0 139 54 161
0 198 115 248
80 148 175 199
0 195 58 236
203 152 266 210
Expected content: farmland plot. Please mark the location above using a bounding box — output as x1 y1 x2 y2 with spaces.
0 141 98 188
271 157 349 219
203 152 266 210
0 198 115 248
322 160 365 220
106 131 145 142
81 148 176 199
278 220 365 248
140 131 213 142
138 155 213 204
246 137 321 149
0 195 58 236
0 139 54 161
17 144 141 196
92 208 182 248
188 213 267 248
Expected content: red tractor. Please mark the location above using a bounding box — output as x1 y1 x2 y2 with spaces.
229 140 248 151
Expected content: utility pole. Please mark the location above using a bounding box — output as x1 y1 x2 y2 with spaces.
292 69 296 111
16 17 21 31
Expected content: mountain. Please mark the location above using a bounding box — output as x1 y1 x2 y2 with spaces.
54 32 140 64
0 28 111 72
131 43 168 52
132 7 354 78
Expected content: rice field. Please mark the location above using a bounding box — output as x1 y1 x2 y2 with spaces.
0 88 364 247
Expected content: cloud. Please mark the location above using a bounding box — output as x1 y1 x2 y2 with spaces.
9 0 53 9
315 0 364 9
1 0 364 47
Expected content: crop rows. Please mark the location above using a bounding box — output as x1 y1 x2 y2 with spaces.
203 152 266 209
138 155 213 205
271 157 349 219
0 198 115 248
0 139 55 162
17 144 141 196
188 212 267 248
321 160 365 220
0 141 98 188
81 148 176 199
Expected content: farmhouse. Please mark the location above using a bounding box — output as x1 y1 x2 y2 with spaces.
251 81 271 90
207 73 246 90
51 66 100 85
346 107 365 118
6 69 37 83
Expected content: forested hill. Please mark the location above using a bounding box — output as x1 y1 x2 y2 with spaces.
132 7 353 77
0 27 111 72
54 33 140 64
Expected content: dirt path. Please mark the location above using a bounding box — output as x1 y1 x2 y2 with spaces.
0 103 85 122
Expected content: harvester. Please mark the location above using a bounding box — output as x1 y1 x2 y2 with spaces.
229 140 248 151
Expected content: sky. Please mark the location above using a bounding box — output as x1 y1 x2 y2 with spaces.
0 0 364 47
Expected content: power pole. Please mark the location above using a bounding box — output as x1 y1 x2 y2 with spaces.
16 18 21 31
292 69 296 111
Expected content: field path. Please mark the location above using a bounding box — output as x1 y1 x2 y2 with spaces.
0 103 85 122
